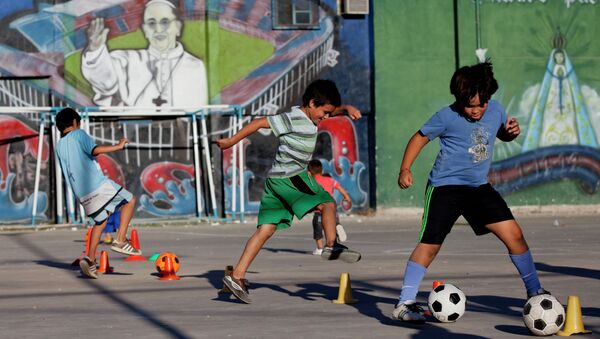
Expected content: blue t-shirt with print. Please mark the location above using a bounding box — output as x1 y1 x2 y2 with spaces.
56 129 115 199
419 100 507 187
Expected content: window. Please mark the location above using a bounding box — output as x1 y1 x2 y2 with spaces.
272 0 320 30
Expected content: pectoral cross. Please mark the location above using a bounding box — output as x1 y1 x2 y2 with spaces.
152 96 167 107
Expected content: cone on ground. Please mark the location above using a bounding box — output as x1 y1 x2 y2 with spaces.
124 228 147 262
424 280 445 316
557 295 592 336
218 265 234 294
97 250 114 273
159 255 180 280
72 228 93 266
332 272 358 304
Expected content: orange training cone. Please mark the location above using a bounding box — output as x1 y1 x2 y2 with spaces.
72 228 92 266
557 295 592 336
124 228 147 262
97 250 114 273
424 281 445 316
159 256 180 281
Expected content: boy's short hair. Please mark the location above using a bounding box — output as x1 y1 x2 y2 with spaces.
302 79 341 107
56 107 81 134
308 159 323 174
450 62 498 107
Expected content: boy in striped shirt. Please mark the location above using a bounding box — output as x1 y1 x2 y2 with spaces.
217 79 362 304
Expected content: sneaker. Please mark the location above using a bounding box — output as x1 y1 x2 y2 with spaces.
527 288 551 299
392 300 426 323
110 239 142 256
312 248 323 255
321 242 361 263
223 275 252 304
336 224 347 242
79 256 98 279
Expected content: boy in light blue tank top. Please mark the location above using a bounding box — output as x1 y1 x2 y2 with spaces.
55 108 141 279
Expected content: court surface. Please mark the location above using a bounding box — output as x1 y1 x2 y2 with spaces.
1 212 598 338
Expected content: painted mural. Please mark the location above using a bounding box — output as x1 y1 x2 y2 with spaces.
0 0 372 223
490 28 600 196
375 0 600 207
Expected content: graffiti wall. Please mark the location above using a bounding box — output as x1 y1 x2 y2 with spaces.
375 0 600 207
0 0 373 223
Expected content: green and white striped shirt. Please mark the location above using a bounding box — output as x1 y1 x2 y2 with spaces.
267 107 317 178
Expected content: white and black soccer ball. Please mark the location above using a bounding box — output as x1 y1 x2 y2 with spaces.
523 294 565 336
427 283 466 322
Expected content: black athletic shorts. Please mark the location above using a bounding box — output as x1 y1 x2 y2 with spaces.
418 183 514 244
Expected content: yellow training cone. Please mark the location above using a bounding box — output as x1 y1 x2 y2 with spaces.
332 272 358 304
218 265 234 294
557 295 592 336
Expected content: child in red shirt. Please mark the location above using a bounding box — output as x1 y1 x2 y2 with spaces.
308 159 351 255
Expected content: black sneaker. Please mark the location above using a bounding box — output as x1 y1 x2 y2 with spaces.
320 242 361 263
79 256 98 279
527 288 551 299
223 275 252 304
392 300 426 323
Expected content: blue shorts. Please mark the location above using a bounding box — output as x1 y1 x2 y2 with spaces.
89 186 133 225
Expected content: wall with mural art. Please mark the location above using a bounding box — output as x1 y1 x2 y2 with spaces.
0 0 373 224
375 0 600 208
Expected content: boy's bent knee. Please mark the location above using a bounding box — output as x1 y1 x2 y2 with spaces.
257 224 276 236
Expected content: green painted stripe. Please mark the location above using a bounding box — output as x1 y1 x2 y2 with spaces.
419 185 435 241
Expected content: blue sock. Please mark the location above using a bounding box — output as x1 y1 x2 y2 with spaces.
510 250 541 296
398 260 427 305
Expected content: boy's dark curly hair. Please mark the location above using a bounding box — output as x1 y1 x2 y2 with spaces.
450 62 498 107
56 107 81 134
302 79 341 107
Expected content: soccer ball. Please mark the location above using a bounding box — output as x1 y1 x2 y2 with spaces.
428 283 466 322
523 294 565 336
155 252 180 273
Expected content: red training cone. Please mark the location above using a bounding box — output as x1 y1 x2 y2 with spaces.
433 280 444 289
124 228 147 262
72 228 93 266
159 256 180 281
97 250 114 273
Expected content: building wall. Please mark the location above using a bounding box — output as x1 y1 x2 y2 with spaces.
375 0 600 207
0 0 373 224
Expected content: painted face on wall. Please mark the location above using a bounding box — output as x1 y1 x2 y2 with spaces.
462 93 488 121
554 51 565 65
142 3 182 53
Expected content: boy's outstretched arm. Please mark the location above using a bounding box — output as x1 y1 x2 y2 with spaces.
92 138 128 155
336 184 352 204
216 117 270 150
332 105 362 120
398 132 429 189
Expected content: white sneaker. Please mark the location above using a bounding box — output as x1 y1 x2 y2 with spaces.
336 224 347 242
392 300 426 323
312 248 323 255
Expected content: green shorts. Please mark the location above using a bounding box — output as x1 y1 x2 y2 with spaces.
258 171 335 230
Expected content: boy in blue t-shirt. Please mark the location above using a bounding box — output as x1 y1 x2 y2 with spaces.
55 108 141 279
393 62 549 323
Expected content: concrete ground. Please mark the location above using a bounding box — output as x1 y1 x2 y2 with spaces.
0 212 598 339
